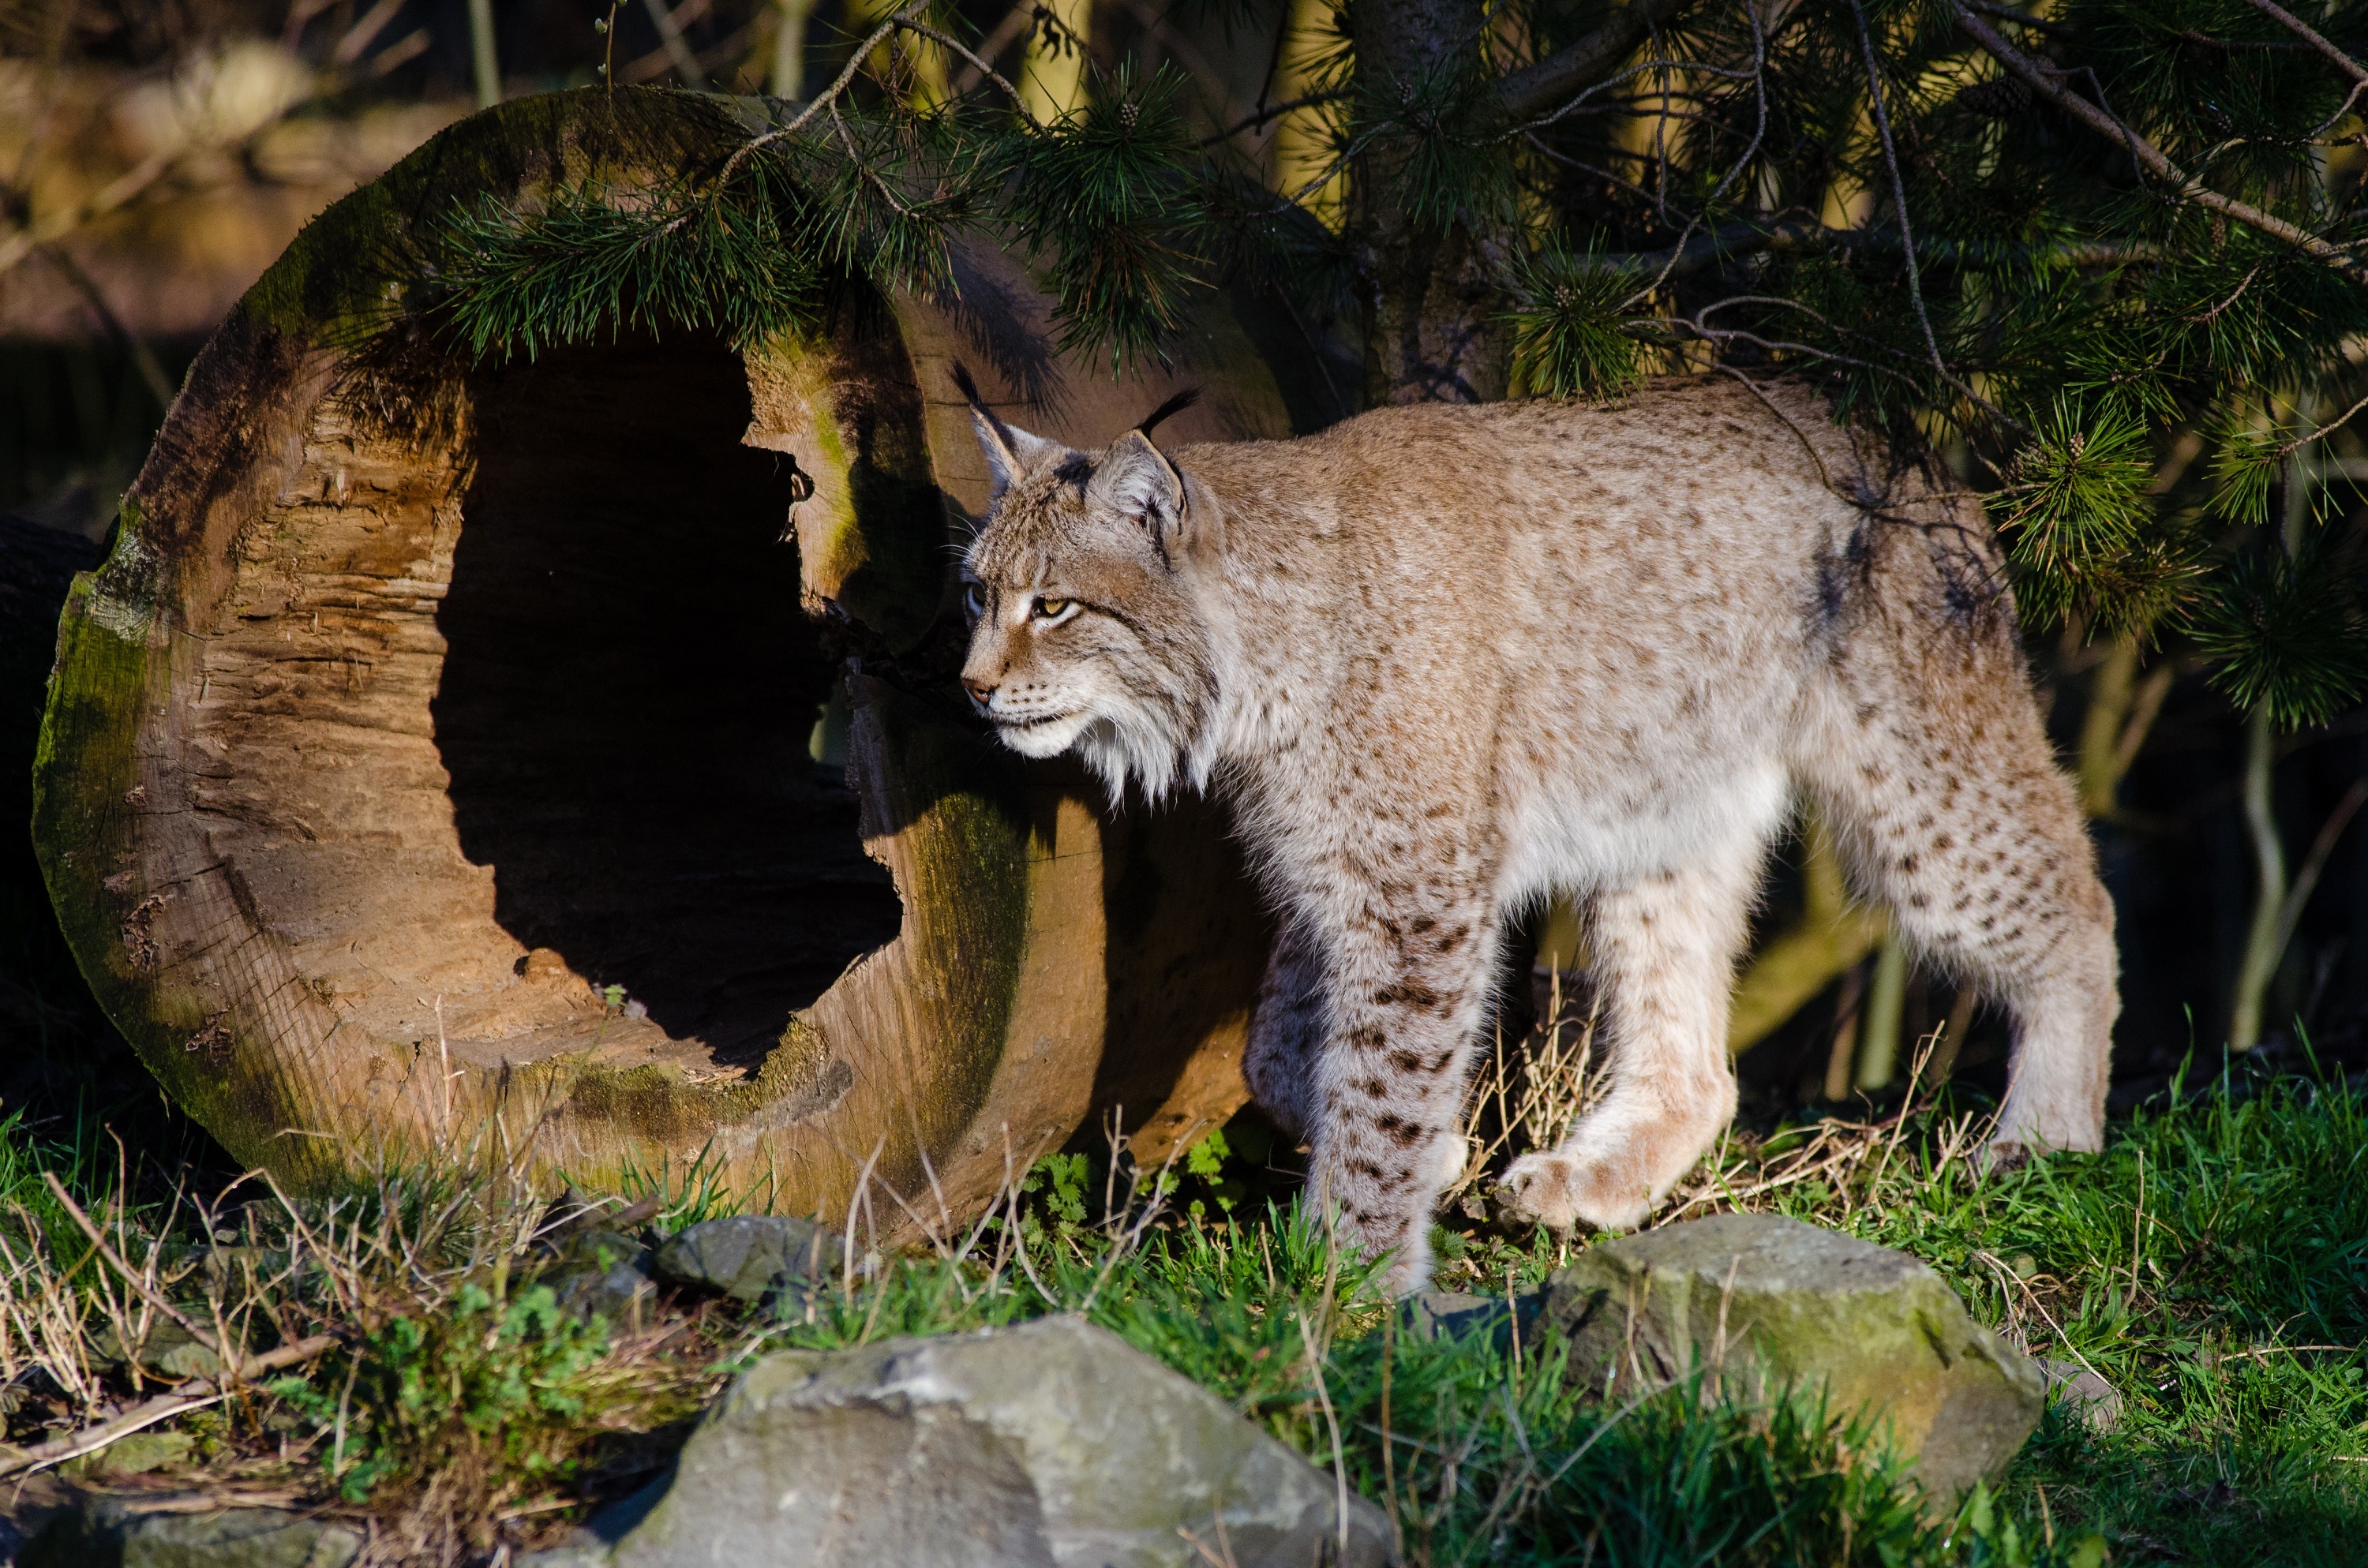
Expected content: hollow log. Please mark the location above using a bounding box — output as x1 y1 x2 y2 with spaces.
32 88 1339 1237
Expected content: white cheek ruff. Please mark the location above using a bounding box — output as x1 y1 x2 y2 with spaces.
1073 706 1190 805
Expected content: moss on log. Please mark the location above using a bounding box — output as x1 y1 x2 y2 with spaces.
32 87 1332 1237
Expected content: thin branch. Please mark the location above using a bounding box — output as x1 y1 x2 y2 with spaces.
897 17 1025 106
1199 90 1343 148
1590 215 2152 280
2309 77 2368 140
641 0 709 88
1495 0 1692 125
1953 5 2368 285
0 1334 339 1478
1965 1 2074 35
1852 0 1943 380
1511 55 1758 137
2276 382 2368 455
43 1173 223 1361
1621 0 1767 312
2273 777 2368 959
717 0 927 186
947 0 1038 98
38 242 174 408
2242 0 2368 85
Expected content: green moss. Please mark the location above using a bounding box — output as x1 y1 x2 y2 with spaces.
29 582 327 1185
757 313 946 653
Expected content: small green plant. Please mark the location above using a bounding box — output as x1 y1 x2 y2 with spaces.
1006 1151 1091 1244
275 1282 609 1505
1175 1128 1246 1217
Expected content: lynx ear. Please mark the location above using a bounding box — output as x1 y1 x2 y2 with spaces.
972 410 1055 500
1089 430 1189 566
953 363 1052 501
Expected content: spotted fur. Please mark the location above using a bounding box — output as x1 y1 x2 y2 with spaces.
957 376 2117 1296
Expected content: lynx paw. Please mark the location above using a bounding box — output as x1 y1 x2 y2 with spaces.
1977 1138 2032 1177
1496 1150 1650 1234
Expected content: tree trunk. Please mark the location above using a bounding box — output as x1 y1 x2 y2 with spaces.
32 88 1332 1240
1351 0 1512 405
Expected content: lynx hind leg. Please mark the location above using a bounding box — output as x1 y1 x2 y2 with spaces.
1499 848 1759 1234
1803 659 2118 1156
1244 915 1326 1142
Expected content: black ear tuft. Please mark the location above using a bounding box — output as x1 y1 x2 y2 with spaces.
1134 387 1201 440
952 361 987 411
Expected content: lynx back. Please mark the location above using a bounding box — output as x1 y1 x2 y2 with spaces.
957 375 2116 1295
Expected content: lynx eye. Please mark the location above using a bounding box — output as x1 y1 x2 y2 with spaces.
962 582 987 619
1032 597 1077 623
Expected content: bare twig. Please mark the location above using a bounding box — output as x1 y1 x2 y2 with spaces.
1198 91 1343 148
42 1173 223 1362
947 0 1038 98
2272 777 2368 960
897 18 1025 106
716 0 928 186
36 242 174 408
0 1333 340 1478
1851 1 1943 381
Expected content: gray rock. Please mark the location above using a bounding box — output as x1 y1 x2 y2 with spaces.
1398 1289 1543 1353
2037 1357 2122 1431
650 1215 835 1305
551 1230 659 1325
525 1315 1394 1568
21 1498 361 1568
1543 1214 2044 1496
63 1431 193 1478
88 1322 227 1383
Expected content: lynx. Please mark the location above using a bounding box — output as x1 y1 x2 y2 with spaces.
955 373 2117 1295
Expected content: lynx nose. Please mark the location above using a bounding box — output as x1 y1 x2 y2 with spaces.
961 676 997 707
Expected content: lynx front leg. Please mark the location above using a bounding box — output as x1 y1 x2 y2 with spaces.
1302 894 1501 1297
1499 850 1759 1233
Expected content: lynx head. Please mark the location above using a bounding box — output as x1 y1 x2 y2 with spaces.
956 372 1218 802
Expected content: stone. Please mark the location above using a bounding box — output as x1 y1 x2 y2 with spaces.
2037 1357 2122 1431
1397 1289 1543 1353
1542 1214 2044 1496
65 1431 193 1477
550 1230 659 1326
21 1497 362 1568
88 1322 227 1382
650 1216 836 1306
523 1316 1395 1568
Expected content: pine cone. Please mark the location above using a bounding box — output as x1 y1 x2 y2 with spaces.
1958 77 2033 118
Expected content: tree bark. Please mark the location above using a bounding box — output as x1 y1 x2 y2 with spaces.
1350 0 1509 406
31 87 1323 1239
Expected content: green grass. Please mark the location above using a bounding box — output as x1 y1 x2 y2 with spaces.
3 1062 2363 1566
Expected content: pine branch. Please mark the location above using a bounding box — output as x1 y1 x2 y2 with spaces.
2242 0 2368 86
1494 0 1691 125
1587 218 2153 280
1952 5 2368 286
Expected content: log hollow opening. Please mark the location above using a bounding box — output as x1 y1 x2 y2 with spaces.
429 333 902 1067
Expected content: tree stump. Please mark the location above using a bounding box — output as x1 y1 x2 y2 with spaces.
32 88 1336 1236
